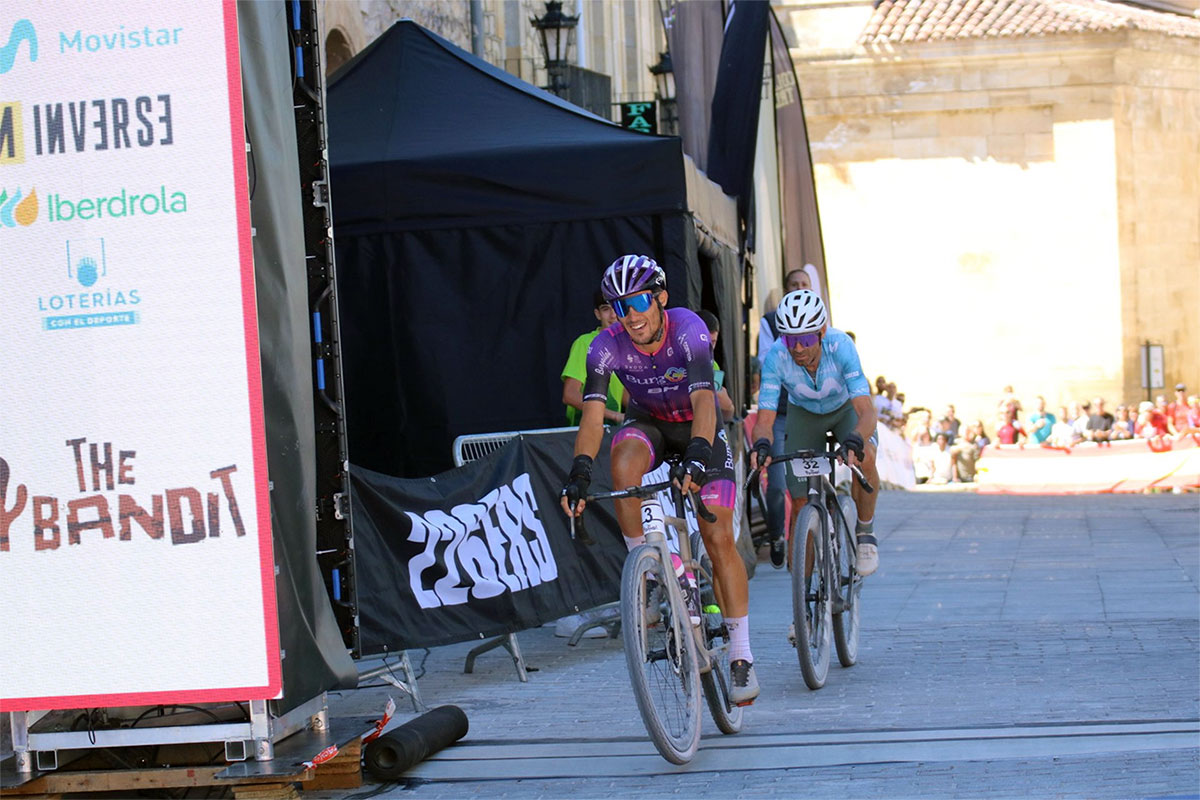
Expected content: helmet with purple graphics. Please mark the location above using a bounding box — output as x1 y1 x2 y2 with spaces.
776 289 827 334
601 254 666 301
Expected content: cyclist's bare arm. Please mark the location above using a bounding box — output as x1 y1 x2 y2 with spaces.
678 389 717 495
847 395 877 469
749 409 776 470
561 398 607 517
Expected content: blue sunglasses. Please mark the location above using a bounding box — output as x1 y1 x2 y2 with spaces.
611 292 655 318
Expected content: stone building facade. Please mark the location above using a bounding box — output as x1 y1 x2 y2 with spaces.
319 0 666 117
775 0 1199 426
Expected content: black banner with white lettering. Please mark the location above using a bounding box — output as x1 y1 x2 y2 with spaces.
349 430 627 655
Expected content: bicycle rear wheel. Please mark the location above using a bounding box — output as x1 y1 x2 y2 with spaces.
792 504 832 689
621 545 702 763
832 494 861 667
693 535 743 735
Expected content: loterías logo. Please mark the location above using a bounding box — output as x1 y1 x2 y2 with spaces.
0 19 37 75
0 186 37 227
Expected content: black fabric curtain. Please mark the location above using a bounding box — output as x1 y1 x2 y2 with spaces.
336 212 698 479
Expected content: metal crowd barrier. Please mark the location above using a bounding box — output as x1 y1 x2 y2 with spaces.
450 427 579 682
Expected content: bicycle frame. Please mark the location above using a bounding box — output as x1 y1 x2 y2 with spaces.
638 493 716 674
578 481 727 679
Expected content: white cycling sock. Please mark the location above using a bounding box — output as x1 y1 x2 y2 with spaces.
624 534 645 551
856 516 874 534
725 615 752 663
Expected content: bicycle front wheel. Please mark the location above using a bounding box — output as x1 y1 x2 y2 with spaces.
694 535 744 735
792 504 832 689
833 494 861 667
621 545 702 764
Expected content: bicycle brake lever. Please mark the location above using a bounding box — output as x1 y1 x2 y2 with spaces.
851 465 875 494
742 465 762 493
569 509 595 545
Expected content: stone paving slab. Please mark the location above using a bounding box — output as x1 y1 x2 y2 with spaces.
310 492 1198 799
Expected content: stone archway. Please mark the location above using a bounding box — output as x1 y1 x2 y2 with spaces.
325 27 354 76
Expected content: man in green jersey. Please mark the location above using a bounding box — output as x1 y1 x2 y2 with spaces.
562 290 625 425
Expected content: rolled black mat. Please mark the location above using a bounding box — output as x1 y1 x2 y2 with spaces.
363 705 470 780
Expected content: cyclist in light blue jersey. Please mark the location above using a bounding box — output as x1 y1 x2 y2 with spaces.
748 290 882 576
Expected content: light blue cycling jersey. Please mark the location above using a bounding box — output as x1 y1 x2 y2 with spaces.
759 327 871 415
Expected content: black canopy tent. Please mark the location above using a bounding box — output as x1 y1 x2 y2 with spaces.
329 21 742 478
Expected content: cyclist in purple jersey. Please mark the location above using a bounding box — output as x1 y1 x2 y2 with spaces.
584 309 714 423
560 254 759 706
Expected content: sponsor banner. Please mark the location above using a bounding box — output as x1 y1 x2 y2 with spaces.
349 431 632 654
0 1 278 710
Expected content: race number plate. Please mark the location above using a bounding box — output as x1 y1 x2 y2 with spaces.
788 456 831 478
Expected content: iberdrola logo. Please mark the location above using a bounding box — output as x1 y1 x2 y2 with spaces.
0 186 37 228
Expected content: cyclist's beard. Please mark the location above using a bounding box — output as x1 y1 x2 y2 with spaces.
640 304 666 346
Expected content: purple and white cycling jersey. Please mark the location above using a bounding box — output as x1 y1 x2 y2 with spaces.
583 307 715 423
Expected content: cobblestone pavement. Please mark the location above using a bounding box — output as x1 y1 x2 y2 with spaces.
314 492 1199 799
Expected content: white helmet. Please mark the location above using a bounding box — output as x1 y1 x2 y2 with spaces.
776 289 827 334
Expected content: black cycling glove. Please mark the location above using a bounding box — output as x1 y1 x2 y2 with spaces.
562 455 593 509
672 437 712 486
752 437 771 469
839 432 865 463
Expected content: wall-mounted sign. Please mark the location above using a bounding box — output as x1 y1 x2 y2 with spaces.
0 0 280 711
1140 343 1165 390
620 101 657 135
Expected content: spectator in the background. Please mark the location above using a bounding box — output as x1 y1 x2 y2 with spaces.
1156 394 1178 436
1112 405 1135 440
911 429 936 484
757 268 811 364
1087 397 1115 445
1177 395 1200 439
930 432 954 484
932 405 961 444
755 269 811 562
874 382 904 431
1167 384 1190 434
998 385 1023 422
1049 405 1077 448
698 310 736 419
952 422 985 481
966 419 990 451
1026 396 1056 445
907 408 933 445
561 290 625 425
1136 400 1169 438
891 392 908 432
997 407 1023 444
1071 401 1092 442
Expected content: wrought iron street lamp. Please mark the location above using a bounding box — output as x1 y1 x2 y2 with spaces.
649 51 677 135
531 0 580 96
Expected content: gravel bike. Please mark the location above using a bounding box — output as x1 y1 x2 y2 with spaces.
747 443 873 689
571 471 742 764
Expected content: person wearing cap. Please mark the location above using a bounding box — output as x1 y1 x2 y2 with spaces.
1167 384 1190 435
561 290 625 425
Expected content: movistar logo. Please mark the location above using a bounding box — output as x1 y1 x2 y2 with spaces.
0 186 37 227
0 19 37 75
